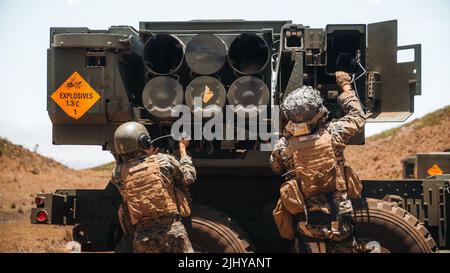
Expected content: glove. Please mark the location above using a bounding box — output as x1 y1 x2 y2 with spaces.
335 71 352 91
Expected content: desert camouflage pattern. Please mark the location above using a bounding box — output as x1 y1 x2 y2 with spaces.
111 151 196 252
286 128 345 198
271 90 366 173
271 89 366 242
112 152 196 215
121 155 179 224
112 152 196 195
282 86 328 123
133 215 194 253
297 190 354 239
303 190 352 215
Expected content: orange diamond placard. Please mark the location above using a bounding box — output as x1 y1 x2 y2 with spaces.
51 71 101 119
427 164 444 177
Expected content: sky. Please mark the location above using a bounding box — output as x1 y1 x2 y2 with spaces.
0 0 449 169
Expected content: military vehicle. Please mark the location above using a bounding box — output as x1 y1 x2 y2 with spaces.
363 152 450 251
31 20 446 253
402 152 450 179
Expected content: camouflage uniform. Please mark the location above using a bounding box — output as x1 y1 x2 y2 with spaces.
270 90 366 250
133 216 193 253
271 90 366 173
112 151 196 253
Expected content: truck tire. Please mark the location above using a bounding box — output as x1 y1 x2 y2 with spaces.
353 198 438 253
114 204 254 253
114 233 133 253
188 203 255 253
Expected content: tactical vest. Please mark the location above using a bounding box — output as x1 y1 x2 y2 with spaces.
286 128 345 199
120 155 179 225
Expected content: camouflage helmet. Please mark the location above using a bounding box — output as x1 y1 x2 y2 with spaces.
114 122 151 155
281 86 328 124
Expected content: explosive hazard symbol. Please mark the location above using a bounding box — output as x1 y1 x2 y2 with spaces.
51 71 101 119
202 85 214 104
427 164 444 177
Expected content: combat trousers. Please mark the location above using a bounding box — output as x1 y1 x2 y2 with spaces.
294 190 356 252
133 215 194 253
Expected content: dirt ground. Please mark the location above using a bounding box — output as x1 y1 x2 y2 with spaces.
0 106 449 252
0 140 110 252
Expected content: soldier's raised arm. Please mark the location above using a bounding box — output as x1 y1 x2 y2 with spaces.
270 137 288 176
328 71 367 144
170 139 196 186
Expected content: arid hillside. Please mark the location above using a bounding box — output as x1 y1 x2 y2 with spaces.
346 105 450 179
0 105 449 252
0 138 110 252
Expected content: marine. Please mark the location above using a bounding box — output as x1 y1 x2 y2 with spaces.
271 71 366 252
111 121 196 253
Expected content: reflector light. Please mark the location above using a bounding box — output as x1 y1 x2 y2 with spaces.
36 210 48 222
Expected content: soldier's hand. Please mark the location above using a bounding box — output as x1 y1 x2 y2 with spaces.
335 71 352 92
179 138 190 149
179 139 190 157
